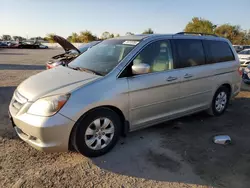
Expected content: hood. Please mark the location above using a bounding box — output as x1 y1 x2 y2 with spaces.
53 35 80 54
17 66 99 101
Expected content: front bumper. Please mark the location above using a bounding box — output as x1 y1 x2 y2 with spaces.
9 103 75 152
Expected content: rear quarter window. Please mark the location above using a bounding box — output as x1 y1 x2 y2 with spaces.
204 40 235 64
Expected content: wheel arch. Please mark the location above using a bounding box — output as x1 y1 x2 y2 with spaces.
218 83 232 99
68 105 129 150
214 82 232 98
221 83 232 95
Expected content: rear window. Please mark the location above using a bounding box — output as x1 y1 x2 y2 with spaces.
175 39 205 68
204 40 235 63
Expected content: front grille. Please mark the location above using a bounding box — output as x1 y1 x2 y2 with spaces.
11 91 28 111
240 61 245 64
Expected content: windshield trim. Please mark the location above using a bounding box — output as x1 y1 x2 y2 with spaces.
67 65 104 76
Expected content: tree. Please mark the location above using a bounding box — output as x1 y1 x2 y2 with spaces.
245 30 250 44
67 35 72 42
126 32 134 35
30 36 44 40
79 30 97 43
13 36 25 42
215 24 246 44
142 28 154 34
44 33 56 43
115 34 120 37
71 33 80 43
184 17 216 34
2 35 12 41
184 17 250 45
101 31 113 39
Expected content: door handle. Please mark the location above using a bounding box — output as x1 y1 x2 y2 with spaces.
184 73 193 79
166 76 177 81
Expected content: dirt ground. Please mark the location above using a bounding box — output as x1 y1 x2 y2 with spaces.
0 48 250 188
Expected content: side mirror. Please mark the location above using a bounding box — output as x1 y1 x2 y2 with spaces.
132 63 150 75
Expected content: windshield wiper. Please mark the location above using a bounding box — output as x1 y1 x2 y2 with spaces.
71 66 103 76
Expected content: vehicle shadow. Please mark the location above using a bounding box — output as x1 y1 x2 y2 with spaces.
0 64 45 70
92 94 250 187
0 86 18 139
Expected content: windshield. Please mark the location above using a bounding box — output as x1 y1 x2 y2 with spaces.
69 39 140 75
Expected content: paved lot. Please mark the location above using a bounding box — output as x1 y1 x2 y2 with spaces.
0 48 250 188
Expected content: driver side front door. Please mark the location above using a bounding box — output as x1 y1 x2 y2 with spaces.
125 39 182 130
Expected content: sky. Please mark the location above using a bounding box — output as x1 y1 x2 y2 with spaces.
1 0 250 38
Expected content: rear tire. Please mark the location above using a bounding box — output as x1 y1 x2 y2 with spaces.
72 108 122 157
207 86 230 116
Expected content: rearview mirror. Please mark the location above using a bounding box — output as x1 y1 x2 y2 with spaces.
132 63 150 75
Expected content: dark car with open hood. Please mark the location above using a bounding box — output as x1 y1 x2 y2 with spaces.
46 35 101 69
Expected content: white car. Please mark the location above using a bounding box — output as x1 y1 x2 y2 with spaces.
238 49 250 67
39 44 48 49
233 45 243 52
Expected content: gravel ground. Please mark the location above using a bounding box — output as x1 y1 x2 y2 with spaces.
0 48 250 188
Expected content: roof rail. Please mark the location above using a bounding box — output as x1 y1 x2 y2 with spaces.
176 32 218 37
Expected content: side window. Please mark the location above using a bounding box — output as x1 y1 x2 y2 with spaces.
175 39 205 68
133 40 173 73
204 40 235 63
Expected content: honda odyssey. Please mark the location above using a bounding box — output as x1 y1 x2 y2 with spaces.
9 33 242 157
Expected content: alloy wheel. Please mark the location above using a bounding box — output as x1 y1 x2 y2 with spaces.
84 117 115 150
215 91 227 112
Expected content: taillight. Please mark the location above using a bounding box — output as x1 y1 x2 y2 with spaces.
46 64 52 69
238 67 243 76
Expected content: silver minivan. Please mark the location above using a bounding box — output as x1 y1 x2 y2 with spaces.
9 33 242 157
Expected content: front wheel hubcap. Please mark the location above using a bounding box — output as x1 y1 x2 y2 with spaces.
215 91 227 112
85 117 115 150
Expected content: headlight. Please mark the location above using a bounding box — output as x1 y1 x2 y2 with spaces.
52 61 62 67
27 94 70 116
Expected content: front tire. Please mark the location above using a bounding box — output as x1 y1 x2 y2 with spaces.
207 86 230 116
72 108 122 157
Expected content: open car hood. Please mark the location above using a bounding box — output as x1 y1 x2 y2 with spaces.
53 35 80 54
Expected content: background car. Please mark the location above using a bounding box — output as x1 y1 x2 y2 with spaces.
242 64 250 84
233 45 243 52
46 35 101 69
242 45 250 51
39 44 48 49
238 49 250 67
6 41 17 47
15 41 40 49
0 42 8 48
